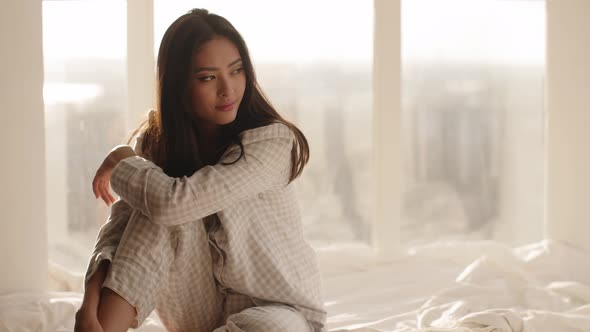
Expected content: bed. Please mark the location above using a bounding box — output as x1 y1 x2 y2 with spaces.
1 240 589 332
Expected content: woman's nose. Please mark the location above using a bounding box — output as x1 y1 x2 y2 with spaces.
217 77 234 97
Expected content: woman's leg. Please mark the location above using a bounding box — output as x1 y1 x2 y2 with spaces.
99 209 223 331
153 218 224 331
214 304 313 332
95 209 176 331
220 290 256 323
96 288 136 332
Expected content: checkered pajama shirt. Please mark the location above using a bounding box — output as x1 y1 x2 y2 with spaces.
85 122 327 331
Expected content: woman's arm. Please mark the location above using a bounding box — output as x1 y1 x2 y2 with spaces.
93 123 150 207
75 260 108 332
76 132 148 330
110 123 294 226
80 260 110 313
93 146 136 206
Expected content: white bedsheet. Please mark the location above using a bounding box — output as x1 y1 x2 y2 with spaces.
325 240 590 332
1 240 588 332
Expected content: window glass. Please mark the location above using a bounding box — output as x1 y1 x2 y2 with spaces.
401 0 546 246
43 0 128 271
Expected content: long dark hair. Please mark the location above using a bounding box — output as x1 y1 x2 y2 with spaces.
129 8 309 182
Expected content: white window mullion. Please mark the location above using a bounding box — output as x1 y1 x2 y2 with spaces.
372 0 402 255
0 0 47 293
126 0 156 133
545 0 590 251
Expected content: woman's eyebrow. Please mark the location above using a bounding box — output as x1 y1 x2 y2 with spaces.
194 58 242 73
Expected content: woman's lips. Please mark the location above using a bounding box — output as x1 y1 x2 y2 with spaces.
216 100 236 112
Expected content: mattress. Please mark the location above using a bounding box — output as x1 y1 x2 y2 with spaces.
1 240 588 332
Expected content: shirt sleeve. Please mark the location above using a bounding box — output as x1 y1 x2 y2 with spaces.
84 199 133 287
109 123 294 226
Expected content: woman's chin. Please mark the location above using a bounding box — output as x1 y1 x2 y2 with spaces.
216 114 238 125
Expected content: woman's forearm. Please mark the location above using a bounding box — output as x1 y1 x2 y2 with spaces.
81 260 110 313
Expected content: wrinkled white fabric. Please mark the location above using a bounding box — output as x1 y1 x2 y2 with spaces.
1 240 589 332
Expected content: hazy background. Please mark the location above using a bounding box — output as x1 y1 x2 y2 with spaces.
42 0 545 271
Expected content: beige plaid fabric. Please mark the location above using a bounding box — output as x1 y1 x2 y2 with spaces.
85 123 326 331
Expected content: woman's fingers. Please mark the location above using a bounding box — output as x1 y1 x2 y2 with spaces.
92 169 103 198
92 175 100 199
102 182 113 206
106 182 116 205
97 181 107 205
93 177 102 199
101 188 109 206
93 156 117 206
93 174 114 206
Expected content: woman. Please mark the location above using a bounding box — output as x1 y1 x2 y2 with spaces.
75 8 326 332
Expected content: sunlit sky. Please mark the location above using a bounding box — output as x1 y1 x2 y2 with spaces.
42 0 374 63
402 0 545 65
154 0 373 63
42 0 544 64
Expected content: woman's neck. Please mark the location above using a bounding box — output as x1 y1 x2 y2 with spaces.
197 121 220 143
198 124 221 164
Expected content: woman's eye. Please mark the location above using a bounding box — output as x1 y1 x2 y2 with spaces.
198 75 215 82
232 67 243 75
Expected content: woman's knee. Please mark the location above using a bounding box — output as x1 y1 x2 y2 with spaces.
115 211 177 263
218 305 312 332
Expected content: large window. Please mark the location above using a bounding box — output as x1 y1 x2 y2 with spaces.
401 0 546 246
43 0 128 271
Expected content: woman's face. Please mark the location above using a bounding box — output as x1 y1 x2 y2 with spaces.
190 36 246 131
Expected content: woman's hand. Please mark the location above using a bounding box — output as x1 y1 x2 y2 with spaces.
76 260 109 332
74 307 103 332
93 145 136 206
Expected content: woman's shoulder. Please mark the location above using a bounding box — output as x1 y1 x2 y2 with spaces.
217 122 302 171
238 121 294 145
220 122 294 160
132 109 157 157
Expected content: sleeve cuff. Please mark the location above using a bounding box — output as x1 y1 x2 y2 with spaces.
110 156 148 196
84 247 117 287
